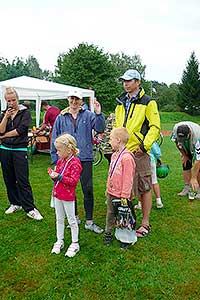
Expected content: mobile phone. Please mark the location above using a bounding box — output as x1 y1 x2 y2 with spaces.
48 168 57 177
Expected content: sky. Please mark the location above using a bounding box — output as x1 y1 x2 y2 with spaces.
0 0 200 85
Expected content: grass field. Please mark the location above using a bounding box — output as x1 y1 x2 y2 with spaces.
0 113 200 300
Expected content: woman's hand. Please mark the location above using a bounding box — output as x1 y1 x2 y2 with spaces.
5 108 15 119
94 98 101 115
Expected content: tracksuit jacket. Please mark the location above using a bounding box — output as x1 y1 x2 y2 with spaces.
106 149 135 199
150 142 162 164
51 107 105 164
0 105 31 148
114 88 160 154
53 156 82 201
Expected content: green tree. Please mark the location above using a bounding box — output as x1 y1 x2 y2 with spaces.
6 57 29 78
178 51 200 115
55 43 122 113
109 52 146 78
25 55 43 78
148 81 179 111
0 57 10 80
0 55 51 81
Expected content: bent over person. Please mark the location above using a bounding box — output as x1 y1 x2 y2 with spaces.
171 121 200 197
114 69 160 237
36 101 60 134
0 87 43 220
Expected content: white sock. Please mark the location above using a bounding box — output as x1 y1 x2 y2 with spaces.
156 198 162 203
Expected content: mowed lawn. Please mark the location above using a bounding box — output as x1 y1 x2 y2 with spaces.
0 114 200 300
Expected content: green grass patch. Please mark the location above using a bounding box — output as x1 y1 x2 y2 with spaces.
0 114 200 299
160 112 200 130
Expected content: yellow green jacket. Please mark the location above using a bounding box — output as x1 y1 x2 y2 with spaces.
114 88 160 154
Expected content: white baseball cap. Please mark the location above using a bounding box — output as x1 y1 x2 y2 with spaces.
68 90 82 99
120 69 141 81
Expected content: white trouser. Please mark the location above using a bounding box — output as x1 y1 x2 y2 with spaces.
151 163 158 185
54 197 78 243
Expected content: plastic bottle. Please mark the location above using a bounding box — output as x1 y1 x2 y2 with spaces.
32 126 37 137
188 187 195 202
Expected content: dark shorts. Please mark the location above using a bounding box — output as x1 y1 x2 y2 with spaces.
182 151 193 171
182 159 192 170
133 153 152 196
177 144 193 170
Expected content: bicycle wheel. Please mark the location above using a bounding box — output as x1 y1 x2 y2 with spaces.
93 147 103 166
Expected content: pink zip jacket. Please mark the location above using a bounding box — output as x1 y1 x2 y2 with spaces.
53 156 82 201
106 148 135 199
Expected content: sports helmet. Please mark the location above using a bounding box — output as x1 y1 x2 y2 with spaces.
156 164 170 179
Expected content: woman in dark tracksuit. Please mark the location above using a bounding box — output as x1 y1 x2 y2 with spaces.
0 87 43 220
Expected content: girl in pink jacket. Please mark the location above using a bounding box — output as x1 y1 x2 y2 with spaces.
105 127 136 248
48 133 82 257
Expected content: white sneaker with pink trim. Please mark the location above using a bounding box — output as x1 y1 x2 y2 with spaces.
5 205 22 214
51 240 64 254
27 208 43 220
65 243 80 258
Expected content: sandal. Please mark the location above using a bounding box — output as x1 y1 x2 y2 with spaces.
136 224 151 238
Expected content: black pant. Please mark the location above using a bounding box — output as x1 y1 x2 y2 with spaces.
75 161 94 220
0 149 35 213
104 153 112 165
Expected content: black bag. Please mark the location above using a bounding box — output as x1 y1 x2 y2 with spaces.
112 199 136 231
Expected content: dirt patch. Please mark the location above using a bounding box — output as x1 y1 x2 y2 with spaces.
161 130 171 137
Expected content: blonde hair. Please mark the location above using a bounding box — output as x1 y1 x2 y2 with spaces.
4 87 19 100
54 133 79 156
111 127 129 144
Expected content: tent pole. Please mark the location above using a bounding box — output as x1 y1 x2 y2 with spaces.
36 95 41 127
0 87 7 111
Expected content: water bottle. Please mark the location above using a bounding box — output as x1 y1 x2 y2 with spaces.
188 187 195 202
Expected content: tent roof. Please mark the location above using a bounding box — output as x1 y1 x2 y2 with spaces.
0 75 94 100
0 76 95 127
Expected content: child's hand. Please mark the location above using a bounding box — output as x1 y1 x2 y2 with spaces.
47 168 59 179
157 158 162 166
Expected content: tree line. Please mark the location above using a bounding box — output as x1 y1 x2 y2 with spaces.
0 44 199 115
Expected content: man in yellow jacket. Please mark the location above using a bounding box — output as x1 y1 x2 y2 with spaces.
114 69 160 237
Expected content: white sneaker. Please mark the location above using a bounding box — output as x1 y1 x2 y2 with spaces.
27 208 43 220
195 193 200 200
85 222 104 234
51 240 64 254
177 185 190 196
65 243 80 257
156 201 164 209
5 205 22 214
134 203 142 210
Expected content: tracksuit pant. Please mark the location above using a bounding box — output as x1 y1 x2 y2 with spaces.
54 197 78 243
0 149 35 213
74 161 94 220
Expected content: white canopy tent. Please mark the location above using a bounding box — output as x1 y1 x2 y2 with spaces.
0 76 95 127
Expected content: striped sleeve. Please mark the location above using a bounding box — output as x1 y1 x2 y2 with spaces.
194 140 200 160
